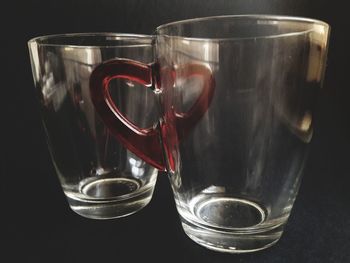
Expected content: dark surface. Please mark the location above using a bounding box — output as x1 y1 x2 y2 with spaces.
2 0 350 262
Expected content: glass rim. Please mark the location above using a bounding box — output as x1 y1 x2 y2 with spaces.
27 32 154 48
156 14 330 41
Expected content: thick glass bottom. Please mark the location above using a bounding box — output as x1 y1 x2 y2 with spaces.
177 193 285 253
65 178 155 219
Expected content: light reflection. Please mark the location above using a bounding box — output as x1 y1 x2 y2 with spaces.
132 166 145 177
42 52 67 110
129 157 143 167
129 157 145 177
203 42 210 61
299 111 312 132
85 49 94 65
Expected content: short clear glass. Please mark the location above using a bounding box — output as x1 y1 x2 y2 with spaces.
28 33 158 219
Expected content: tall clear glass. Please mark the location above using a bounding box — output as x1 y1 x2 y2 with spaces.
156 15 330 252
28 33 158 219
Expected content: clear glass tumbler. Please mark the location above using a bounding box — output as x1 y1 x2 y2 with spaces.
28 33 158 219
156 15 330 252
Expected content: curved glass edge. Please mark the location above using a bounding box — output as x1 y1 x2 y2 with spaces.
156 14 330 41
27 32 155 48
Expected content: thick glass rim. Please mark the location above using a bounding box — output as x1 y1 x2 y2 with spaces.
156 14 330 41
27 32 154 48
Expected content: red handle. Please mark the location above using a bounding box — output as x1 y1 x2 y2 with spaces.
173 63 215 140
89 59 215 171
89 59 164 170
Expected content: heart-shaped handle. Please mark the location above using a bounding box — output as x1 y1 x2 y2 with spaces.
89 59 215 171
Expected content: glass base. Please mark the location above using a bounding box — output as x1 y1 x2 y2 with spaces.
178 194 285 253
65 178 155 219
182 218 283 253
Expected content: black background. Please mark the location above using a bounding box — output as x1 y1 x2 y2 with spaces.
2 0 350 262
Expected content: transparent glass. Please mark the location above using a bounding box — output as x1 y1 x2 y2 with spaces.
28 33 158 219
156 15 330 252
